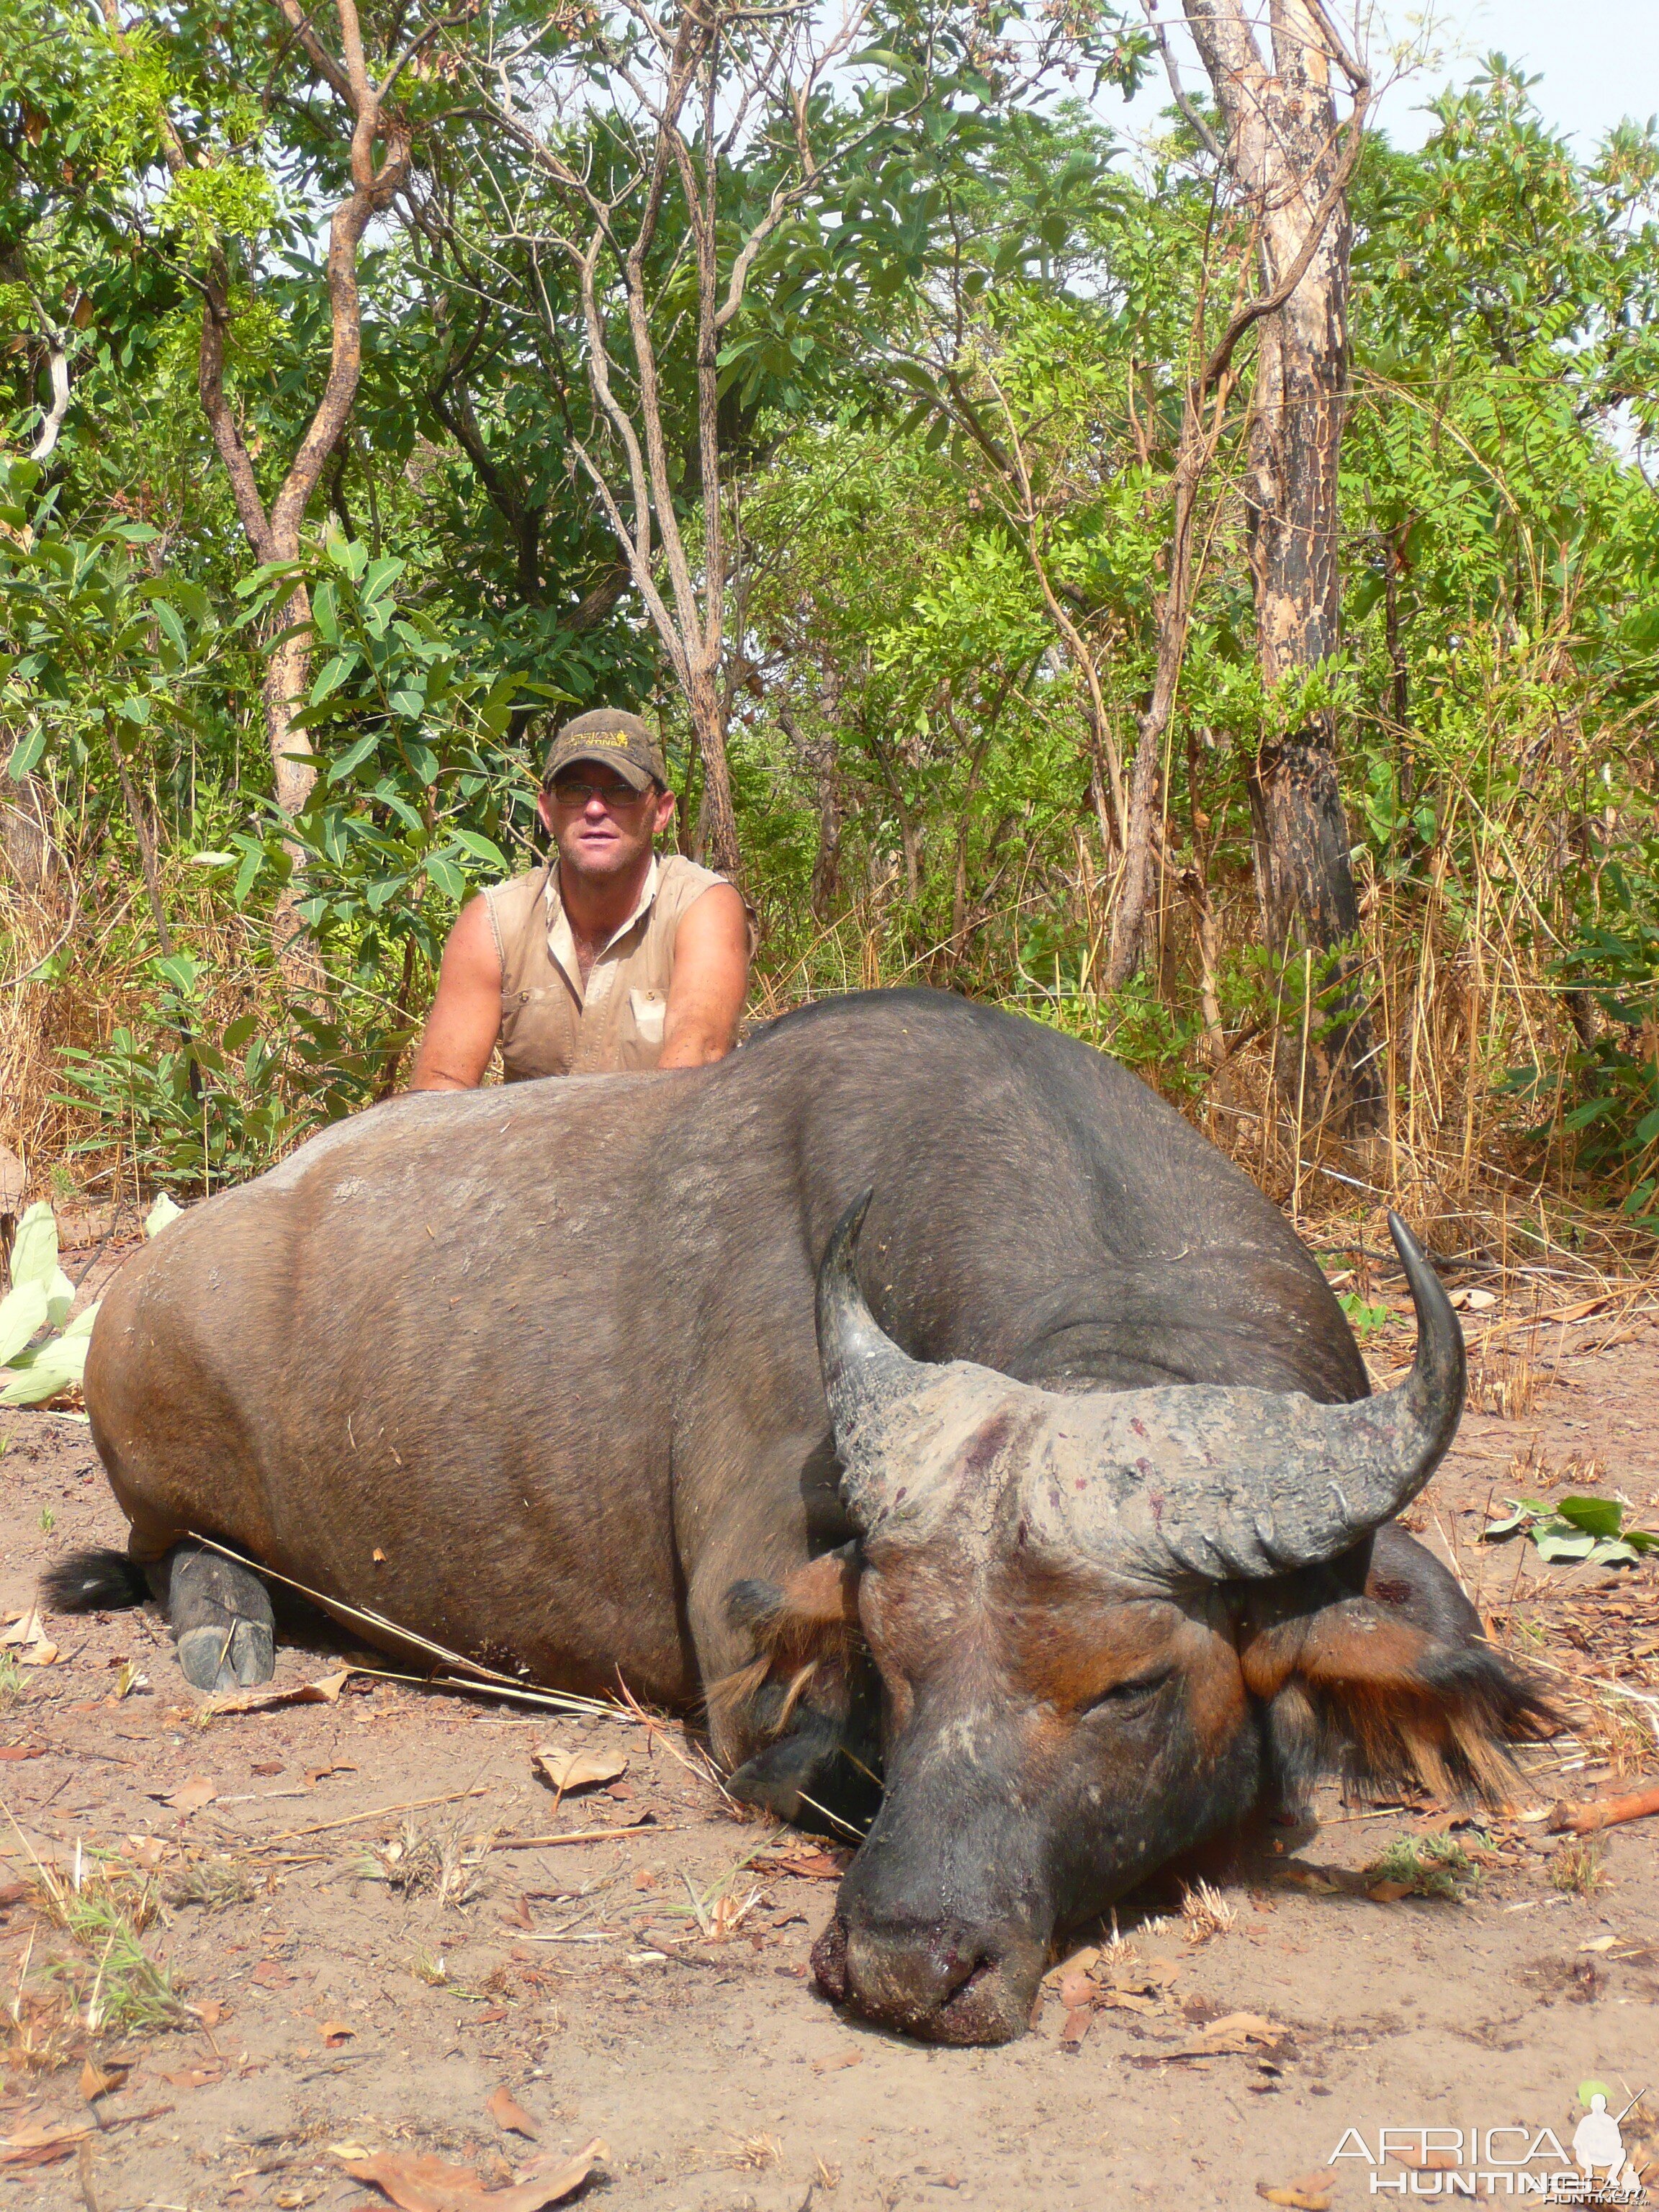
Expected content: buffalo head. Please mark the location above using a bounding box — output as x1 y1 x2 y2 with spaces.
724 1193 1549 2045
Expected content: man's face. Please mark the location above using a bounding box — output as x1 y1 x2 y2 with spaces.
536 765 675 884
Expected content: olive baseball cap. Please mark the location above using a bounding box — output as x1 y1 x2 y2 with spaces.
541 709 667 793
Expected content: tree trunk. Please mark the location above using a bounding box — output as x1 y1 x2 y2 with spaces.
1184 0 1378 1126
689 665 741 878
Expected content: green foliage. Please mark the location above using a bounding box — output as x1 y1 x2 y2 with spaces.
1336 1291 1389 1341
1481 1493 1659 1569
0 1202 95 1408
4 1 1659 1215
1364 1834 1480 1900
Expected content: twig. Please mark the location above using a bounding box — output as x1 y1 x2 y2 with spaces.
184 1531 619 1717
261 1786 491 1843
490 1822 675 1851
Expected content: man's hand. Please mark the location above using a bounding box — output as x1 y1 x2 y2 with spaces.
407 894 503 1091
658 882 751 1068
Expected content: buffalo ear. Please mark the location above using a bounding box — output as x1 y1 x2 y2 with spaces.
711 1547 867 1745
1241 1583 1554 1815
724 1548 861 1642
715 1547 878 1833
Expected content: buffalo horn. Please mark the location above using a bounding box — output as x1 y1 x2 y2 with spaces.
1046 1212 1467 1582
815 1190 930 1510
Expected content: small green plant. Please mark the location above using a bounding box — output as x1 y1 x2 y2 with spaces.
1550 1841 1606 1897
37 1506 53 1534
0 1203 97 1408
32 1851 195 2032
168 1856 257 1912
1365 1833 1479 1899
1337 1290 1390 1341
0 1651 22 1705
1482 1494 1659 1568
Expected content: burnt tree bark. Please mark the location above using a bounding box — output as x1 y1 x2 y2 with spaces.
1183 0 1379 1125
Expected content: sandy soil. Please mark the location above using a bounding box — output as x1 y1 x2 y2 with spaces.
0 1236 1655 2212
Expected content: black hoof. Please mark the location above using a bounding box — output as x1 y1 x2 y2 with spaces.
176 1618 276 1692
161 1544 277 1692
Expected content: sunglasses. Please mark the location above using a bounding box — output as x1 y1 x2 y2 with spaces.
547 777 652 807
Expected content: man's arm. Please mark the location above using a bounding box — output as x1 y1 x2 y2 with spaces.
658 882 750 1068
407 894 503 1091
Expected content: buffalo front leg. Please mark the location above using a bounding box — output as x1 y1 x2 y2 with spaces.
149 1544 276 1691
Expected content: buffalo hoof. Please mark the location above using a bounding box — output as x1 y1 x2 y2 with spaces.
161 1544 276 1693
176 1617 276 1692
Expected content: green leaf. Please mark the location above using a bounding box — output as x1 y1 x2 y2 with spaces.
7 1201 58 1290
232 837 266 908
1532 1525 1597 1563
45 1267 75 1332
0 1277 50 1367
328 732 382 785
144 1193 183 1239
1553 1494 1626 1539
310 652 357 706
0 1334 89 1406
5 727 45 781
451 830 508 871
1480 1509 1529 1540
152 600 188 657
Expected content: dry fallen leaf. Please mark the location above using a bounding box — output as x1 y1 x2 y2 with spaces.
341 2136 606 2211
1172 2011 1286 2057
121 1834 168 1870
0 1745 42 1763
163 1776 217 1815
1059 2005 1096 2049
318 2020 356 2046
763 1849 845 1880
1257 2171 1336 2210
78 2059 126 2103
1056 1966 1095 2010
202 1670 351 1716
811 2052 861 2074
0 1610 45 1649
1367 1879 1415 1903
532 1745 627 1805
193 1998 228 2028
339 2150 484 2211
18 1638 58 1667
487 2087 539 2140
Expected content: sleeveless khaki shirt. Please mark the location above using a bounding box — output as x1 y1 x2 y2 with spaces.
485 853 731 1081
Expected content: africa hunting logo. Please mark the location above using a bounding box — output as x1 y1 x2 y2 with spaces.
1331 2082 1650 2200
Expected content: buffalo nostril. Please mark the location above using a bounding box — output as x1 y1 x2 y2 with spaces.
811 1913 850 2001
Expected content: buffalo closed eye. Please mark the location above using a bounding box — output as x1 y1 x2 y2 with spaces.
1078 1669 1173 1715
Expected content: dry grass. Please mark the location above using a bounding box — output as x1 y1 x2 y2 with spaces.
1179 1878 1236 1945
1549 1840 1606 1896
9 1834 197 2041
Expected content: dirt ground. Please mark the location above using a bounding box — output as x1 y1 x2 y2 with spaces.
1 1228 1655 2212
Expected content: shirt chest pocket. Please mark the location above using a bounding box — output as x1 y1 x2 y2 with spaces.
626 987 667 1046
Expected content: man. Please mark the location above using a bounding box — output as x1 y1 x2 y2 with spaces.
408 709 750 1089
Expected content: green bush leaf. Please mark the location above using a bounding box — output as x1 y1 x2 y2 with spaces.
1553 1494 1626 1538
0 1277 50 1367
7 1201 59 1290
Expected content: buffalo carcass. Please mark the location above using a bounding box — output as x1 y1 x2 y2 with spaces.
48 989 1547 2044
